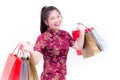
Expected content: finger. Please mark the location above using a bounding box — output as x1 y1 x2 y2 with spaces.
26 41 32 45
77 22 83 25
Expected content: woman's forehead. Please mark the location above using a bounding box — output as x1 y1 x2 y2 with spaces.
48 10 61 16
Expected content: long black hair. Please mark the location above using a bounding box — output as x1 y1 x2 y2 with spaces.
40 6 61 33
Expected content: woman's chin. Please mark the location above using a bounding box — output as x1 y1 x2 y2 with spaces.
55 26 61 29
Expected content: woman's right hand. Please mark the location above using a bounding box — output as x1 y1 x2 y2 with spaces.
21 41 34 53
20 41 43 65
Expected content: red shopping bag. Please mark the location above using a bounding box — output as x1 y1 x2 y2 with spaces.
76 50 82 55
72 30 82 55
72 30 80 40
1 43 22 80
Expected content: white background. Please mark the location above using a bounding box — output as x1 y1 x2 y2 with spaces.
0 0 120 80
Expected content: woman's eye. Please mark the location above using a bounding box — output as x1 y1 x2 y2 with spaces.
50 15 61 20
57 15 61 18
51 17 55 20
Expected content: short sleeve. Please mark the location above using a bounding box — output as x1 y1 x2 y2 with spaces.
67 32 75 47
34 34 46 53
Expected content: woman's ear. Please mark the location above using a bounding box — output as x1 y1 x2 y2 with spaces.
44 20 48 25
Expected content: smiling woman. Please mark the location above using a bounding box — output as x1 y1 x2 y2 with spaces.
40 6 62 33
0 0 120 80
21 6 85 80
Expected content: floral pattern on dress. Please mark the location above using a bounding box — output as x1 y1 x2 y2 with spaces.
34 28 75 80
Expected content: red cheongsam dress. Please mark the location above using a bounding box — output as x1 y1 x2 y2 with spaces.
34 28 75 80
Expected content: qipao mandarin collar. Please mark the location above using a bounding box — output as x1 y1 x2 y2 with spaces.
47 28 60 36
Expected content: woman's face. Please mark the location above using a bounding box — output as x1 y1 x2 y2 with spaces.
45 10 62 31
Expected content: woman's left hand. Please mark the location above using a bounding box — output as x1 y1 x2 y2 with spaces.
76 23 86 32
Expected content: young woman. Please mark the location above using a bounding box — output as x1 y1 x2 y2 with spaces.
22 6 85 80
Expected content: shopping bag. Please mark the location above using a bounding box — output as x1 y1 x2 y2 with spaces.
81 29 100 58
28 57 39 80
20 57 28 80
72 30 82 55
20 48 39 80
72 30 80 40
89 27 107 51
1 43 22 80
76 50 82 55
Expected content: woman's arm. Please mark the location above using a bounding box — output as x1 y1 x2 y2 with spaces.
29 51 43 65
21 42 43 65
72 23 86 50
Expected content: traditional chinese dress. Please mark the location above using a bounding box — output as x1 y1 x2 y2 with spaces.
34 28 75 80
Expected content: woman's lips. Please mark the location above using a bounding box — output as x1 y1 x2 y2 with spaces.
54 23 60 27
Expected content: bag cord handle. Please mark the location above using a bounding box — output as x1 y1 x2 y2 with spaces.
11 42 22 55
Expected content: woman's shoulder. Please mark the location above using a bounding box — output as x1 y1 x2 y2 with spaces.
59 29 69 34
59 29 72 36
36 33 44 40
37 31 51 40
